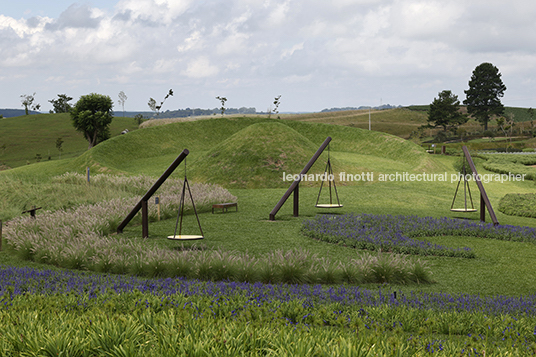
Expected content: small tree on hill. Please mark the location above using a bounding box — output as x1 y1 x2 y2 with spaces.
118 91 128 117
464 62 506 130
134 114 145 126
269 95 282 119
427 90 467 132
20 93 41 115
216 96 227 116
148 89 173 118
55 137 64 159
70 93 114 149
49 94 73 113
497 114 515 151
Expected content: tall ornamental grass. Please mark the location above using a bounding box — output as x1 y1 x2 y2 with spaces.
4 184 431 284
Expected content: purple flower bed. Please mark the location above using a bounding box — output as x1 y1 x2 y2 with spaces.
302 214 477 258
2 265 536 316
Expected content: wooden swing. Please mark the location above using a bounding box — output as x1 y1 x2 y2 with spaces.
450 158 477 213
167 159 204 241
315 144 343 209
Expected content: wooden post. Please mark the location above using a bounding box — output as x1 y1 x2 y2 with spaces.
462 146 499 225
480 193 486 223
269 137 332 221
142 199 149 238
156 196 161 221
117 149 189 234
293 184 299 217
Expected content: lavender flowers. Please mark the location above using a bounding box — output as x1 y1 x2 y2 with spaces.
302 214 480 258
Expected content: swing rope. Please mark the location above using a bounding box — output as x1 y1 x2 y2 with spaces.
450 159 476 212
315 144 342 208
171 158 204 239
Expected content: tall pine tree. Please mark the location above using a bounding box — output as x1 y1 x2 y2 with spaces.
463 63 506 130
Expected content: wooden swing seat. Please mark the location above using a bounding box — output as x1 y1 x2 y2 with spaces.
167 234 204 240
450 208 477 213
315 203 344 208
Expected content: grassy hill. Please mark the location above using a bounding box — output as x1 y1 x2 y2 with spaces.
284 108 428 138
0 115 440 219
0 113 141 169
142 108 430 139
59 117 436 189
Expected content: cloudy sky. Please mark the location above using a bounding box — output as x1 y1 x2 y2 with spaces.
1 0 536 113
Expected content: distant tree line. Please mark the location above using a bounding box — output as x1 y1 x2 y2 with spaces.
321 105 401 112
159 106 256 118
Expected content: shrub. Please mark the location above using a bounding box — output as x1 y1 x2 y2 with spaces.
499 193 536 218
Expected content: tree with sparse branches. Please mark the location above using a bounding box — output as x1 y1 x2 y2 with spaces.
148 89 173 118
70 93 114 149
464 62 506 130
216 96 227 117
20 93 41 115
427 90 467 132
148 98 157 116
269 95 282 119
49 94 73 113
497 114 515 151
118 91 128 117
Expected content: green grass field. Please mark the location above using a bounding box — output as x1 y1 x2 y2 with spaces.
0 113 140 168
2 113 536 296
3 111 536 354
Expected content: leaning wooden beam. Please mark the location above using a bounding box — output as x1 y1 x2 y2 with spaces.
269 137 332 221
462 146 499 226
117 149 189 236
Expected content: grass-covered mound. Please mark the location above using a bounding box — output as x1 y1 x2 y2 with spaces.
189 122 329 188
61 117 435 186
499 193 536 218
67 117 267 175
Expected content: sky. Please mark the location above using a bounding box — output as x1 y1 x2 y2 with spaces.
1 0 536 113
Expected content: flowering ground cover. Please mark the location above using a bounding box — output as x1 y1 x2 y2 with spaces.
1 265 536 355
302 213 536 259
1 265 536 316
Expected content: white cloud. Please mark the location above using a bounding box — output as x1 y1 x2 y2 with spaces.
283 74 312 83
182 57 219 78
281 42 304 59
1 0 536 112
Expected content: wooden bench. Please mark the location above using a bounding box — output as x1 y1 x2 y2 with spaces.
212 202 238 214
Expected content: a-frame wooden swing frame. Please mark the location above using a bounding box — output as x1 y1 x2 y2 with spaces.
457 146 499 226
450 156 477 213
315 143 343 208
